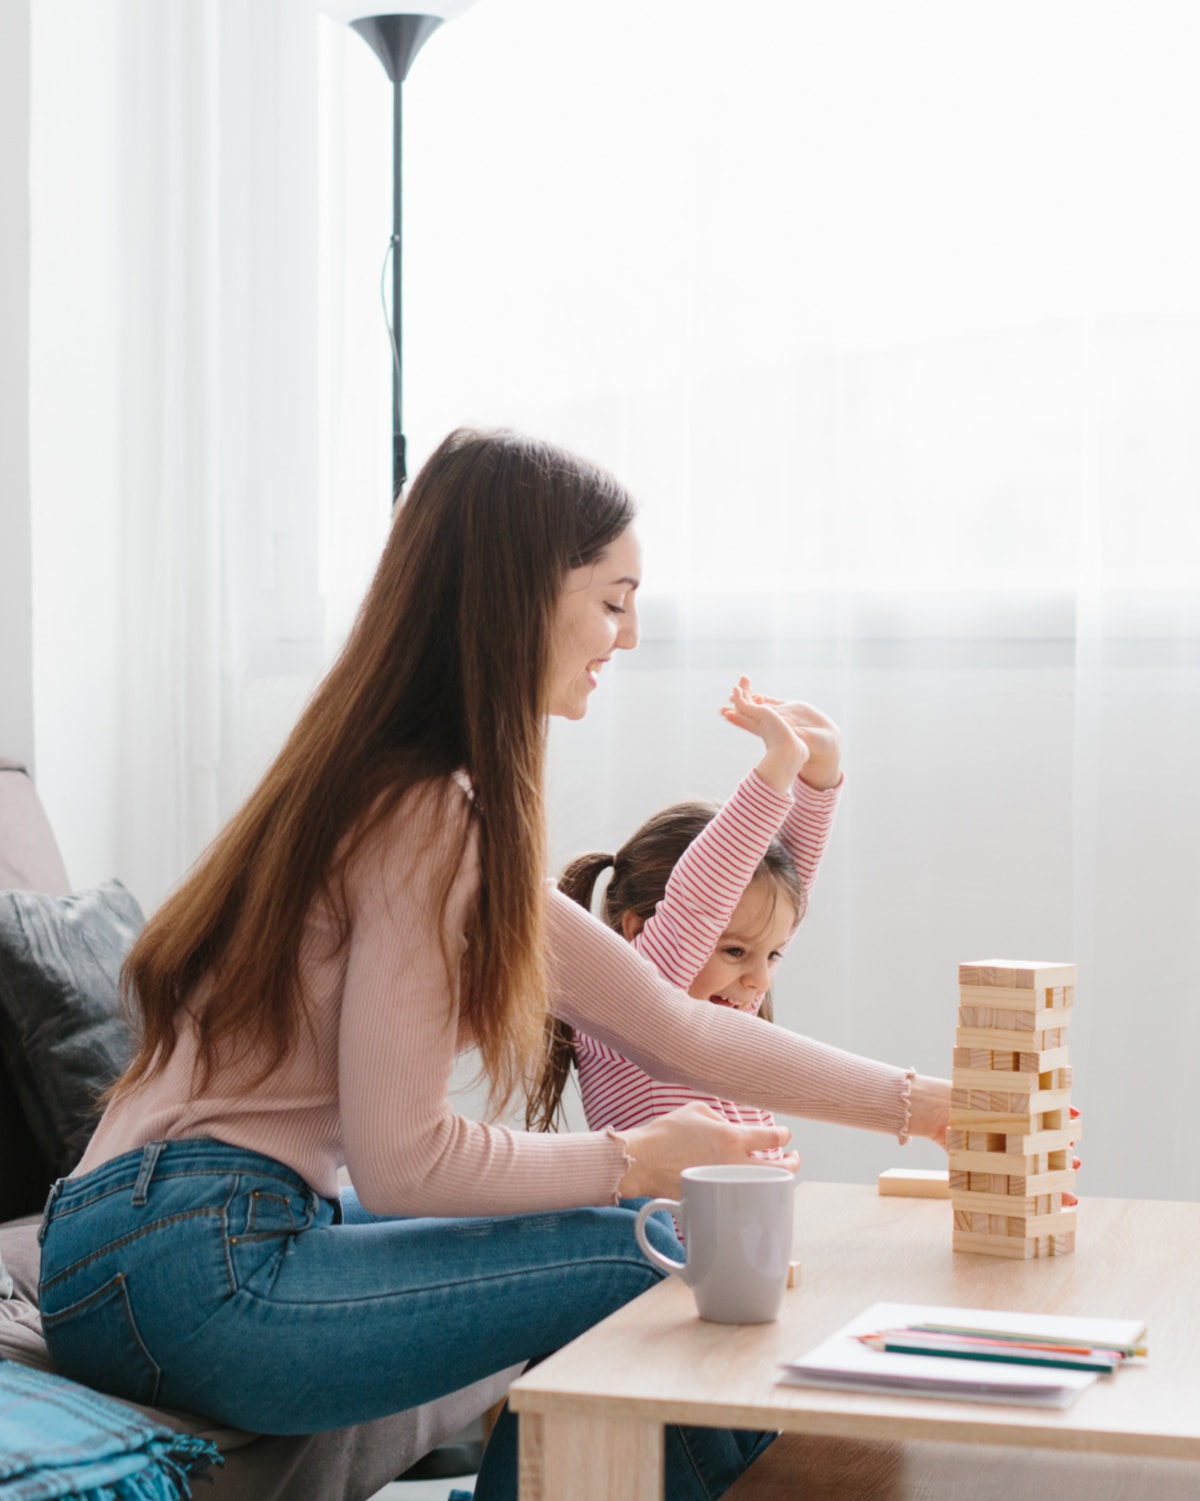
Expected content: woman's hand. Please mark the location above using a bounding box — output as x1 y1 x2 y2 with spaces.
615 1101 800 1200
720 678 809 795
916 1080 1081 1208
721 677 843 791
909 1073 951 1150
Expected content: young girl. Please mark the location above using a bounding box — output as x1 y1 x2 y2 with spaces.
529 678 843 1145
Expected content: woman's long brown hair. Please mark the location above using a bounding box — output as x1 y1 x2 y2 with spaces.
526 801 807 1132
112 428 636 1116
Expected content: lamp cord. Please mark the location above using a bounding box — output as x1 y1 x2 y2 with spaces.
380 234 402 413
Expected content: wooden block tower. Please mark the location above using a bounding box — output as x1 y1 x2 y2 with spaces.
949 960 1076 1259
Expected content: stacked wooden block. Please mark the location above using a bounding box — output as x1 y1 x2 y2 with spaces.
949 960 1076 1259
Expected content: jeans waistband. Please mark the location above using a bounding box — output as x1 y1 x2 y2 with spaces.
39 1138 327 1242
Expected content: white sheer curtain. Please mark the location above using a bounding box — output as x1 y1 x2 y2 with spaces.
29 1 1200 1199
387 0 1200 1198
30 0 387 909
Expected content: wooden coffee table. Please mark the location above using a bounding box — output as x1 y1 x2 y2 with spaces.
511 1182 1200 1500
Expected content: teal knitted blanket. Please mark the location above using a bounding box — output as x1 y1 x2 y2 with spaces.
0 1357 221 1501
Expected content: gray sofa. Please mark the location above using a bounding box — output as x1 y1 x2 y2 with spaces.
0 758 516 1501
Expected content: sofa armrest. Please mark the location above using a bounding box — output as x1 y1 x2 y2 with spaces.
0 760 70 895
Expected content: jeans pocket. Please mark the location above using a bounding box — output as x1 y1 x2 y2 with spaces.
42 1272 163 1408
241 1187 302 1240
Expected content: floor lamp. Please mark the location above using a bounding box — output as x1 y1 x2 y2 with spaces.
315 21 486 1481
321 2 477 502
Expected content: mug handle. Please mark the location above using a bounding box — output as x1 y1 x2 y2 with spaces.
634 1198 689 1281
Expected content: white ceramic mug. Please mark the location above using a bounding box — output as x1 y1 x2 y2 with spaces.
634 1164 796 1324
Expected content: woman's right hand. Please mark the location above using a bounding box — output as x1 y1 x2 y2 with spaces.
615 1101 800 1200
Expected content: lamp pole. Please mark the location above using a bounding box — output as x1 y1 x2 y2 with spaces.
346 15 444 501
323 2 476 500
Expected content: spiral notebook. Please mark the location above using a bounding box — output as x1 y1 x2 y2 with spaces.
778 1302 1146 1409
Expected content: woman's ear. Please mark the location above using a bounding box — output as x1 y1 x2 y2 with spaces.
620 909 645 942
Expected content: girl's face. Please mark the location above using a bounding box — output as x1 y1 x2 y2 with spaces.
548 528 642 720
686 878 799 1014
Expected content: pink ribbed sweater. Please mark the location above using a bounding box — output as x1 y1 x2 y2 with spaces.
77 777 914 1216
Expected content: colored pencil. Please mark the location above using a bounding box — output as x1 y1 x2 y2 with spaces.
854 1332 1122 1373
905 1321 1147 1359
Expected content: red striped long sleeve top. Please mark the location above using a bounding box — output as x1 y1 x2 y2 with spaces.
573 769 838 1137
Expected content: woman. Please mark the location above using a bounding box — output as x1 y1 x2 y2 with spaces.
38 429 950 1500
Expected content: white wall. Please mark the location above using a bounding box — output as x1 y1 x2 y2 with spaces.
0 0 34 771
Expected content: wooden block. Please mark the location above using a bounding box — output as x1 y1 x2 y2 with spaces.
958 960 1077 989
947 1147 1045 1175
960 1004 1074 1033
877 1168 952 1198
953 1225 1077 1259
951 1168 1076 1208
952 1229 1040 1258
1003 1167 1076 1197
949 1200 1076 1238
958 1004 1030 1029
955 1020 1071 1051
1021 1047 1070 1074
949 1068 1038 1093
787 1260 801 1288
950 1189 1044 1218
959 983 1073 1014
949 1105 1035 1132
952 1086 1071 1133
1004 1128 1073 1155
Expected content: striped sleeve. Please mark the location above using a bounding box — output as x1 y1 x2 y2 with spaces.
635 769 793 989
576 1027 779 1144
779 773 842 896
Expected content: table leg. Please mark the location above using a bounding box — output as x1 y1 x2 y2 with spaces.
519 1410 664 1501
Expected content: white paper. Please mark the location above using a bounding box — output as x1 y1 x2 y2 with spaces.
778 1301 1146 1410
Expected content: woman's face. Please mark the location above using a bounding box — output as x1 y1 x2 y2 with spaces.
548 527 642 720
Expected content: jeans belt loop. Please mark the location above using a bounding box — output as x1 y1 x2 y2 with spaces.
37 1178 64 1245
131 1140 167 1207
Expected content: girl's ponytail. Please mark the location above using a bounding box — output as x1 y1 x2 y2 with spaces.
526 852 615 1132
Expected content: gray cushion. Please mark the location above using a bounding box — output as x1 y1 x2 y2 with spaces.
0 881 141 1183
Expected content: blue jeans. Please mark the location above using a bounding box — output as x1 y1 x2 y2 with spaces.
38 1139 772 1500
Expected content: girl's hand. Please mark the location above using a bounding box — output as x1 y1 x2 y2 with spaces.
723 677 843 791
719 678 809 795
615 1101 799 1200
1065 1104 1081 1207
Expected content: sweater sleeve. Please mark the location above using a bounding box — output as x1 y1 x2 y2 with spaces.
338 782 630 1216
633 769 794 988
548 886 914 1141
